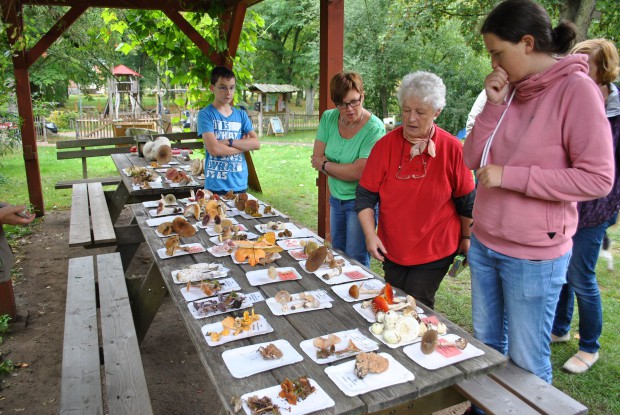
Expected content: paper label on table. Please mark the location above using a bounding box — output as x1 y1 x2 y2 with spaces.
266 297 332 316
352 302 426 323
403 333 484 370
206 244 235 258
245 291 265 303
345 270 367 280
324 352 415 397
436 338 463 358
179 278 240 302
157 243 206 259
146 215 184 227
188 296 253 320
133 181 163 190
143 200 178 208
276 237 322 251
245 267 302 286
300 329 380 364
202 316 273 347
222 339 304 378
240 378 334 415
171 264 230 283
331 279 385 302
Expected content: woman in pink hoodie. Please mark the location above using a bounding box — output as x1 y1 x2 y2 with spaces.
463 0 613 386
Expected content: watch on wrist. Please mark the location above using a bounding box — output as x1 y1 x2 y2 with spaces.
321 160 328 173
228 139 234 147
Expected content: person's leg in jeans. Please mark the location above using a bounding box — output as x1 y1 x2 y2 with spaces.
343 199 371 268
553 224 605 354
329 195 346 254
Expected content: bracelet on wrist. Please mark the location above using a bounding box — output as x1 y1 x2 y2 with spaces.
321 160 328 173
461 235 471 239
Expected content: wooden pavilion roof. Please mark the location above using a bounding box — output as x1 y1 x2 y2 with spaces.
16 0 265 12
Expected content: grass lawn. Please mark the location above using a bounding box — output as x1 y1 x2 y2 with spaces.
1 134 619 414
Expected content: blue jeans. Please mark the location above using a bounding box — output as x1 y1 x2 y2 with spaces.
552 222 606 353
330 196 373 268
468 234 569 383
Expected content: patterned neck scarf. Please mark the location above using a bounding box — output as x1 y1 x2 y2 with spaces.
408 124 436 159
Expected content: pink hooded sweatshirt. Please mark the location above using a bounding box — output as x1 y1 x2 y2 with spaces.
463 54 614 260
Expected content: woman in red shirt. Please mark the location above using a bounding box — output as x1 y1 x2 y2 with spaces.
356 71 475 308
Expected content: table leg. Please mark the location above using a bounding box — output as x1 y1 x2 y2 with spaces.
130 263 168 345
107 183 130 223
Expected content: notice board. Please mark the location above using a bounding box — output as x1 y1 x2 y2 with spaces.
268 117 284 136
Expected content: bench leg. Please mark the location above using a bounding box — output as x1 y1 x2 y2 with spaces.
130 263 168 345
106 183 130 223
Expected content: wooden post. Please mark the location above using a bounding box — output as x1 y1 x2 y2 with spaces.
0 280 17 318
258 93 263 138
317 0 344 240
284 92 290 134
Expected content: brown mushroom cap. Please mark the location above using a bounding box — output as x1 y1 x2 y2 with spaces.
274 290 291 303
305 246 328 272
421 329 439 354
156 144 173 164
348 284 360 299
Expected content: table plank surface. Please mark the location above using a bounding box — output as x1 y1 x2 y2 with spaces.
129 199 506 414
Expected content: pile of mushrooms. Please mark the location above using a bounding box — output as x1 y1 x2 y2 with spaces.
304 244 346 279
274 290 320 312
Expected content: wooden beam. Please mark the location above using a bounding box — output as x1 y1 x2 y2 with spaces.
317 0 344 240
161 7 224 65
19 0 266 12
220 1 247 65
27 5 88 66
1 0 45 215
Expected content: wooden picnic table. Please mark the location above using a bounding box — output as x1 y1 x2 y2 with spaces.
127 200 507 415
108 153 204 223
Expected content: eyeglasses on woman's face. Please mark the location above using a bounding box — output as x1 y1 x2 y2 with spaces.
336 98 362 110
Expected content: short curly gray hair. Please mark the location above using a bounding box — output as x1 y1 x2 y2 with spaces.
397 71 446 111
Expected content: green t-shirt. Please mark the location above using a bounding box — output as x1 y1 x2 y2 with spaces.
316 109 385 200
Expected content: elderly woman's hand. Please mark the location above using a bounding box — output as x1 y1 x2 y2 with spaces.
0 204 36 226
477 164 503 188
310 154 327 172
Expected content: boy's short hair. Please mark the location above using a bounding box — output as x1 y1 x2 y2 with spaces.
210 66 235 85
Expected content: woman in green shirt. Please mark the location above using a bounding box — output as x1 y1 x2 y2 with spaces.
311 71 385 267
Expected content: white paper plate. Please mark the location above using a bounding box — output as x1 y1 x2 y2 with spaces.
142 199 178 208
273 228 315 240
254 222 300 233
208 232 259 245
222 339 304 378
240 378 334 415
403 333 485 370
287 249 308 261
276 237 322 251
246 267 302 286
157 243 206 259
133 181 163 190
146 215 184 227
299 329 379 364
201 315 274 347
352 302 425 323
148 207 184 217
324 352 415 397
331 279 385 303
169 179 200 188
266 296 332 316
231 251 281 265
171 264 230 283
188 296 253 320
179 277 240 302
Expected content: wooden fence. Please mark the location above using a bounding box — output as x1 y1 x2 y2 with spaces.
75 115 162 138
248 112 319 135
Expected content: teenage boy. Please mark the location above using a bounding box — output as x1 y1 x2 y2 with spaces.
197 66 260 194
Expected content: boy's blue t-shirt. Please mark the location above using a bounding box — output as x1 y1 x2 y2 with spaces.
197 104 254 192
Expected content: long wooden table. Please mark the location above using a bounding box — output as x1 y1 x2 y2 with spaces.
128 200 506 415
108 153 205 223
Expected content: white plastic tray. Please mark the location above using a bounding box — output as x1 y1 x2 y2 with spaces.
324 352 415 397
201 316 273 346
171 264 230 284
156 243 206 259
222 339 303 378
188 296 253 320
208 232 259 245
403 333 484 370
179 277 240 302
142 199 178 208
246 267 302 286
266 293 333 316
288 249 308 261
276 237 322 251
206 243 236 258
299 329 379 364
146 215 184 227
254 222 300 233
240 378 334 415
330 279 385 302
352 302 425 323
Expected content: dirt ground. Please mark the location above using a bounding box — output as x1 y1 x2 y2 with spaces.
0 210 469 415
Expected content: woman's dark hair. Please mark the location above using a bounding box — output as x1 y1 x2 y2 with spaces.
330 71 364 105
481 0 576 55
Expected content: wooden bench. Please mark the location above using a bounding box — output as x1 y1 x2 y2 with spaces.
55 132 204 189
60 253 153 415
69 182 116 247
454 361 588 415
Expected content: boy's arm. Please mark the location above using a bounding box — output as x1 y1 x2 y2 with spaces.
202 132 244 157
232 131 260 151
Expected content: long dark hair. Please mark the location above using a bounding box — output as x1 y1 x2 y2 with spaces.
481 0 576 55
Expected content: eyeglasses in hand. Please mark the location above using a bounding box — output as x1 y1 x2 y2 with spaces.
395 139 428 179
336 99 362 110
